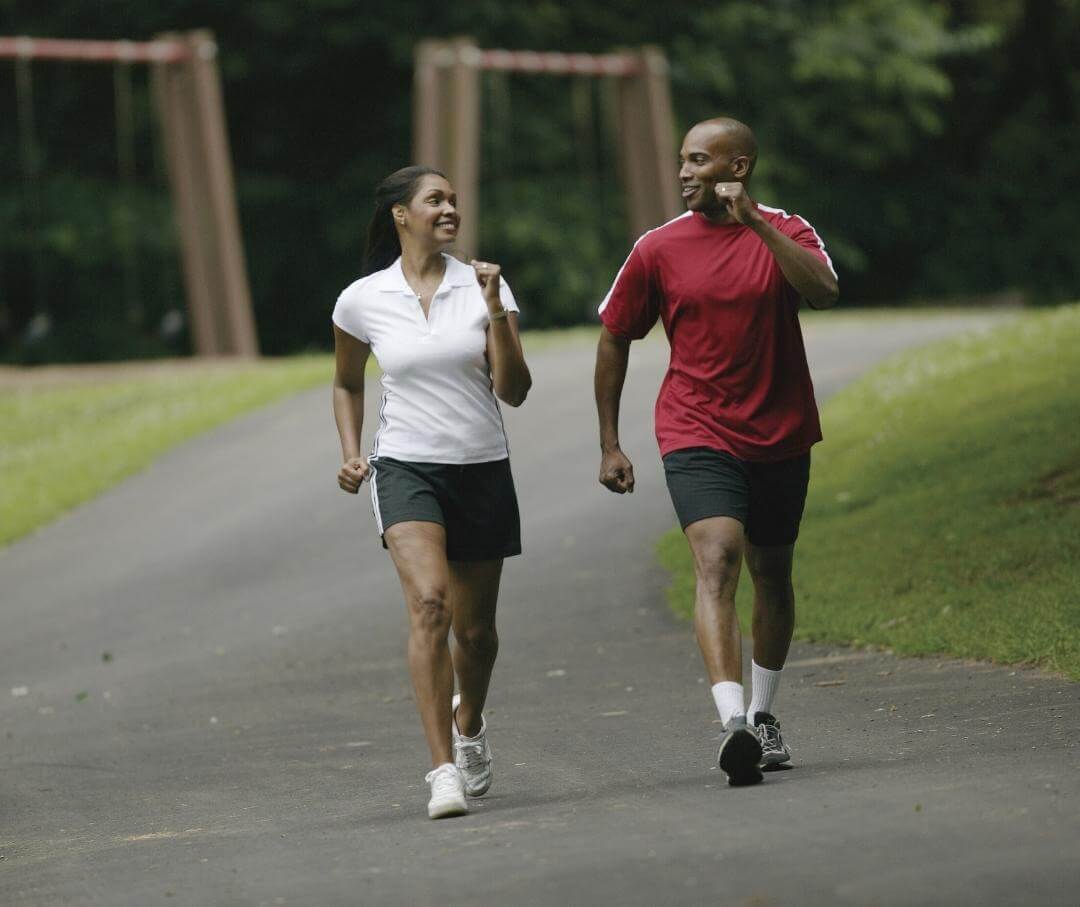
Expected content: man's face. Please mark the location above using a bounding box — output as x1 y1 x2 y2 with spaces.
678 125 749 215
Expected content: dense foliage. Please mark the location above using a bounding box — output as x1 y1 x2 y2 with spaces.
1 0 1077 360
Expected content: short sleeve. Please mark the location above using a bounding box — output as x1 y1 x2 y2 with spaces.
597 245 660 340
779 214 837 281
332 287 370 344
498 278 520 314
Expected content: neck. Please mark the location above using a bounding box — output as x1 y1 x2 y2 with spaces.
399 244 446 281
700 206 738 225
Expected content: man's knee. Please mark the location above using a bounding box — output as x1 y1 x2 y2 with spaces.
693 543 742 601
686 518 743 569
754 566 792 591
747 543 793 580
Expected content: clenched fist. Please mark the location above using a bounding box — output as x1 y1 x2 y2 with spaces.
338 456 371 494
599 448 636 495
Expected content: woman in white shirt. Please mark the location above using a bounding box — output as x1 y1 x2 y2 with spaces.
332 165 531 819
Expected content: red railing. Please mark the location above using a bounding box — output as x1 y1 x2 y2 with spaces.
0 36 192 63
476 49 642 76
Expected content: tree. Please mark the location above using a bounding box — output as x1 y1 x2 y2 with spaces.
1 0 1073 361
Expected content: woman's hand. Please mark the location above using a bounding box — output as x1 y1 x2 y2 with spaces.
338 456 371 494
470 259 503 310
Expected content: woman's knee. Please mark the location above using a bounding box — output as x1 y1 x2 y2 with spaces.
408 587 451 636
456 623 499 660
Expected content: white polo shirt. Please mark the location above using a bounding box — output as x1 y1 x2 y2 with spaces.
332 253 519 464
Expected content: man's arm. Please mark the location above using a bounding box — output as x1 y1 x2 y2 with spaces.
753 219 839 309
716 182 839 309
595 326 636 494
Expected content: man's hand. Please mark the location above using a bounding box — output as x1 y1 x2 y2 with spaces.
715 182 760 227
338 456 371 494
599 448 636 494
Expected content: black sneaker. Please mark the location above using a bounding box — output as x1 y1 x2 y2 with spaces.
753 712 792 769
716 716 764 786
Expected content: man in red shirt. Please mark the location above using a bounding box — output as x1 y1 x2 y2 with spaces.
594 117 838 786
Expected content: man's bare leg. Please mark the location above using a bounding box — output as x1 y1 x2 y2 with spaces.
746 542 796 671
685 516 763 784
745 541 796 766
685 516 745 685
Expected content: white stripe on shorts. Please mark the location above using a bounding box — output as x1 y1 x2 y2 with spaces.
369 461 384 535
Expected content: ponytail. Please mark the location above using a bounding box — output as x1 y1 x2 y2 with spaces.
362 165 446 276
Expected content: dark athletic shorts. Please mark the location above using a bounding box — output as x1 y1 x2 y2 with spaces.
369 457 521 561
662 447 811 547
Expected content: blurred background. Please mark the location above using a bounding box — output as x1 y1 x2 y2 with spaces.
1 0 1077 363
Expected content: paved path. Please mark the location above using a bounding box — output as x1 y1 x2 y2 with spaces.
2 312 1076 906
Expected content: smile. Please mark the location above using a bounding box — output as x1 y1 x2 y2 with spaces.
681 185 700 199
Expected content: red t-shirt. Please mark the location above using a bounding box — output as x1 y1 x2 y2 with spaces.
599 206 835 462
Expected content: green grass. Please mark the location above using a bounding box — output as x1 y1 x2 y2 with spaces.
0 356 334 547
0 325 600 549
659 304 1080 679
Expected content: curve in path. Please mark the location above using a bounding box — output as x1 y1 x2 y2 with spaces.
2 312 1076 906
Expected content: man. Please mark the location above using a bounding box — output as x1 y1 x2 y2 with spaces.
594 117 838 786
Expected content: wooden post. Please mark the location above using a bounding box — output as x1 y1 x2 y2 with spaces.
151 29 257 357
413 40 446 169
412 38 481 261
615 52 656 242
185 30 258 356
447 38 481 261
640 46 682 225
616 47 681 242
151 35 221 355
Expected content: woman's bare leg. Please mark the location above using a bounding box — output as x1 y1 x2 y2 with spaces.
385 521 454 767
448 559 503 737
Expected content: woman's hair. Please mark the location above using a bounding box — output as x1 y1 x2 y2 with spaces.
361 165 447 275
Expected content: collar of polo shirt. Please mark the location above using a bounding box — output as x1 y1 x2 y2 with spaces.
376 255 476 295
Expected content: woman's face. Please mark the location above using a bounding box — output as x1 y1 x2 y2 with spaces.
394 174 459 250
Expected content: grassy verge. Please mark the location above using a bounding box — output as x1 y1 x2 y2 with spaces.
0 325 602 549
659 304 1080 679
0 356 334 547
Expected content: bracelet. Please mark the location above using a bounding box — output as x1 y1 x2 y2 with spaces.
488 308 509 322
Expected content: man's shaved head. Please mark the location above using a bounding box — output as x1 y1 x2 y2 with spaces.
688 117 758 176
678 117 759 216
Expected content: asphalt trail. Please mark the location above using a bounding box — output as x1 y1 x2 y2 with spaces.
2 311 1076 906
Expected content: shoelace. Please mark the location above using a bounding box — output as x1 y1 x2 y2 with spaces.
758 722 783 752
425 765 461 796
455 737 488 772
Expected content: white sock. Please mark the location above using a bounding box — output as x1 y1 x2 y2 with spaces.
710 681 746 727
747 661 782 726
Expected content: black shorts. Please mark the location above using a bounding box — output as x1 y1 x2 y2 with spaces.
663 447 811 547
369 457 522 561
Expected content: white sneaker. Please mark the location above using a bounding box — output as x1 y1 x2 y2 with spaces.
424 763 468 819
452 693 493 797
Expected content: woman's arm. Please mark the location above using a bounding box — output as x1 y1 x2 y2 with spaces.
473 260 532 407
332 324 372 492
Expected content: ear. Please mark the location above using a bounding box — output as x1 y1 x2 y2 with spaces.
731 155 751 180
392 203 406 225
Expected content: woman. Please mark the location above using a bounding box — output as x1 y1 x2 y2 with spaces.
331 166 531 819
